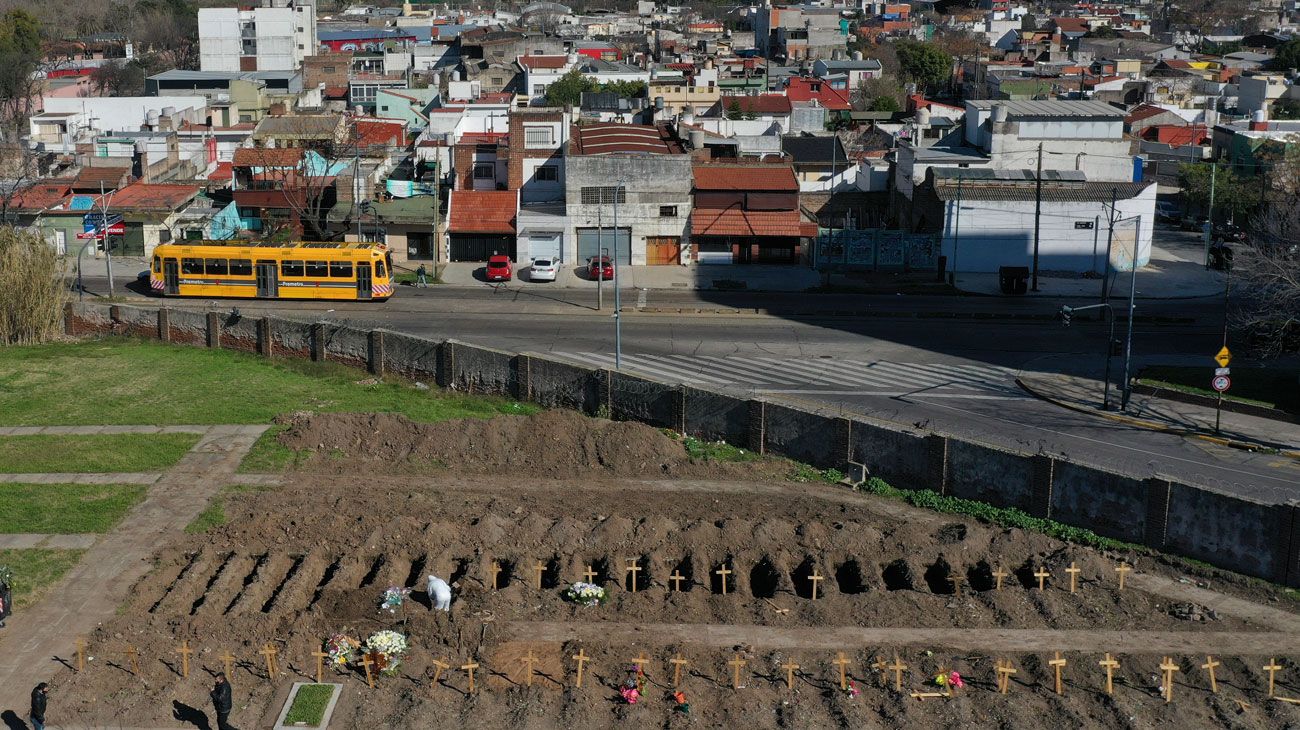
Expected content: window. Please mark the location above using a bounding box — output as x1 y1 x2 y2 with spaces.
323 65 336 74
229 259 252 276
580 186 626 205
152 256 160 273
281 260 304 277
305 260 329 278
659 205 677 217
474 163 495 179
181 258 203 275
375 259 386 277
490 76 504 86
535 165 558 181
329 261 354 278
532 84 547 96
205 258 229 276
524 126 553 147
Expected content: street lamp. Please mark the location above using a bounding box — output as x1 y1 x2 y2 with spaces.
612 178 625 369
1112 214 1143 410
1059 303 1117 410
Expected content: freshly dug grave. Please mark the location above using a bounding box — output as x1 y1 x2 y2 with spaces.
276 410 792 480
45 468 1300 730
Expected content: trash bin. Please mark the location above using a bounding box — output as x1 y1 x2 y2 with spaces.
999 266 1030 295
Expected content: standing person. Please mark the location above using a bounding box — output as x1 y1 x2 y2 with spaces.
211 674 235 730
416 264 428 288
0 577 10 628
29 683 48 730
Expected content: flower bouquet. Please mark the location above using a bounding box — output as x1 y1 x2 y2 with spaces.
324 633 359 670
379 585 411 615
562 581 607 607
365 630 409 676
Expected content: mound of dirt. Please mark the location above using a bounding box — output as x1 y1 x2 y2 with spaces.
276 410 789 480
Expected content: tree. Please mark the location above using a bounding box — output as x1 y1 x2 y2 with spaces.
90 61 148 97
1271 39 1300 73
852 76 905 112
724 99 743 120
1179 163 1260 225
1235 160 1300 355
870 95 901 112
894 40 953 92
1085 25 1119 38
598 79 646 99
0 9 43 142
1274 99 1300 121
543 69 595 107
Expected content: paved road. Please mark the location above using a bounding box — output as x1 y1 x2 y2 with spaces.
74 281 1300 502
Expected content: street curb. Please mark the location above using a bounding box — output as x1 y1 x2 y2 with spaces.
1014 376 1300 459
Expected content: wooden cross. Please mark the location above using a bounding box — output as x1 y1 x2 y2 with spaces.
219 651 235 678
572 649 590 688
782 660 800 689
669 655 688 688
431 658 450 686
461 660 480 693
1048 652 1067 695
260 644 279 677
1034 567 1051 590
1099 653 1120 695
125 645 140 676
715 564 732 595
626 559 642 592
533 560 546 590
521 650 538 687
871 655 889 687
948 571 966 596
1201 656 1220 694
75 637 87 672
1065 563 1082 594
1114 562 1131 590
1159 656 1179 703
728 654 747 689
887 653 907 692
630 653 651 673
807 570 824 600
176 640 193 678
1263 658 1283 698
583 565 598 583
993 565 1009 591
669 571 686 591
489 561 501 590
996 659 1017 694
359 655 375 689
833 652 852 690
310 650 328 683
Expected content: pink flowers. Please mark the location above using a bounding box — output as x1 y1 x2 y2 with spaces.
620 686 640 704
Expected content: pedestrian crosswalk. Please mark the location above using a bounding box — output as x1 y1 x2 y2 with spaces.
544 352 1024 399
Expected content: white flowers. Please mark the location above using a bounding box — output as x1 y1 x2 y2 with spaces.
366 630 408 657
563 581 607 607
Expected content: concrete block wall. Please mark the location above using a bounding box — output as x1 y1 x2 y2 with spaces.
61 302 1300 588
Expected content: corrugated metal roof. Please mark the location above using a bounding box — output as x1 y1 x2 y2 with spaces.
933 179 1153 202
965 99 1124 119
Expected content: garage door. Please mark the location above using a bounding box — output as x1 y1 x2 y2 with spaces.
449 234 517 262
646 237 681 265
526 233 562 262
576 228 630 265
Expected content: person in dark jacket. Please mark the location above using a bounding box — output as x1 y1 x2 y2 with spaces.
30 683 48 730
211 674 235 730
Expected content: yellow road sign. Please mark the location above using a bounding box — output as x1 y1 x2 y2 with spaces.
1214 346 1231 367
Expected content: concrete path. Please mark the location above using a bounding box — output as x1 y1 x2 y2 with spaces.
0 424 268 713
0 534 98 549
0 473 162 484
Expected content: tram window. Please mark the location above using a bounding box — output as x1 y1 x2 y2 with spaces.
181 258 203 274
151 256 161 273
281 260 304 277
205 258 229 276
329 261 353 278
375 259 386 277
305 260 328 278
229 259 253 276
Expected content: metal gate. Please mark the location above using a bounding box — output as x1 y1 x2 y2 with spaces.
357 262 372 300
163 259 180 295
576 228 630 265
646 237 681 265
255 261 278 298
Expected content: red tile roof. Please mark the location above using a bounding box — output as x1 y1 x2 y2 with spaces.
233 147 305 167
570 123 685 155
449 190 517 234
1126 103 1174 124
1052 17 1090 33
720 94 792 115
691 208 809 238
102 183 200 211
4 183 72 212
354 119 405 148
208 161 233 182
518 55 570 69
784 77 851 111
693 164 797 192
457 132 507 145
472 93 515 104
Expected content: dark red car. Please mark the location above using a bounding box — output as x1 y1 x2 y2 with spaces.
486 255 513 282
589 255 614 281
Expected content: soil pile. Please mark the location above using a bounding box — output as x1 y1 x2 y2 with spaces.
277 410 788 480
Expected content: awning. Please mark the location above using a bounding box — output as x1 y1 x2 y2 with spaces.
691 208 812 238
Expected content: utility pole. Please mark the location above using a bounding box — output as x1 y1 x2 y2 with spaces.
1101 188 1116 302
1215 262 1232 433
596 202 604 311
1203 162 1216 269
950 176 962 286
612 181 624 370
98 181 115 299
1120 216 1142 410
1032 141 1043 291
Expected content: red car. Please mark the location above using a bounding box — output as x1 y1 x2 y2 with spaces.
589 255 614 281
486 255 512 282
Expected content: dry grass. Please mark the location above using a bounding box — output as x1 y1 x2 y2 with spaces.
0 226 67 345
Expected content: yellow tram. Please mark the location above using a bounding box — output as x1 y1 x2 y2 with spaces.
149 241 394 301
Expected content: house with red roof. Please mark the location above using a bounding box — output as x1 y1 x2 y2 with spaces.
691 163 816 265
705 94 794 132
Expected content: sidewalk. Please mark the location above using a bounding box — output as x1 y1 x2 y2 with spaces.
1017 370 1300 455
432 261 825 292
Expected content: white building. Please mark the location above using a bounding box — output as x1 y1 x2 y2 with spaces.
199 0 318 73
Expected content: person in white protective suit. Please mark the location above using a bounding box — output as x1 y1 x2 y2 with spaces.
427 574 452 611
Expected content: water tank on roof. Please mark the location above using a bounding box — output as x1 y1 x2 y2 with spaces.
162 106 176 118
135 140 147 154
689 129 704 149
992 104 1009 123
654 96 664 110
852 51 864 61
917 107 931 126
1252 109 1267 123
147 110 160 127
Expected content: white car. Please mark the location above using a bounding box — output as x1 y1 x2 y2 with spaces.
528 258 558 282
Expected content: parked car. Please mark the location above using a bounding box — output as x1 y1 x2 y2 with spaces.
1155 201 1181 224
485 255 512 282
528 258 557 282
588 255 614 281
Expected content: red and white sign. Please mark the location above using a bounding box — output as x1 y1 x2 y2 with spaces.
1212 375 1231 392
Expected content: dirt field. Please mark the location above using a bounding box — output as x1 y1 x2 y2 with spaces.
45 412 1300 728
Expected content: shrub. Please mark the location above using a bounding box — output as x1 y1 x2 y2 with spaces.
0 227 67 345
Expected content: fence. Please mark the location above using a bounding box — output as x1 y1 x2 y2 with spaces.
63 302 1300 589
814 228 940 272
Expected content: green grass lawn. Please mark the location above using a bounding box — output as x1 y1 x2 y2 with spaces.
237 425 309 473
1137 365 1300 414
0 433 199 473
0 339 536 426
283 683 336 726
0 548 84 609
0 483 147 533
185 484 268 534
